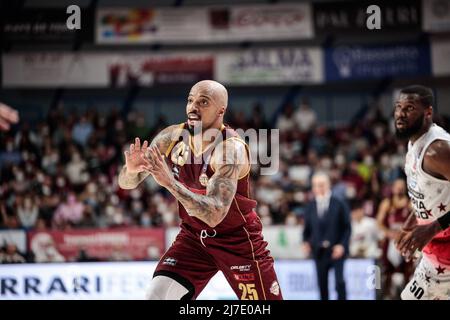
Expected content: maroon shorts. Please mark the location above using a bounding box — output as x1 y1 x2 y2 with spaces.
154 224 283 300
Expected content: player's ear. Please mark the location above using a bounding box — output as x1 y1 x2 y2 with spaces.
426 106 433 120
218 106 226 116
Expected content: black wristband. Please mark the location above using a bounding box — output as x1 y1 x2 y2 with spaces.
437 211 450 230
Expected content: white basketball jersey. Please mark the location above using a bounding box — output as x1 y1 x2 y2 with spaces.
404 124 450 227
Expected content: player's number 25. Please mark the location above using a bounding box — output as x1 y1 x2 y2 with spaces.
238 283 259 300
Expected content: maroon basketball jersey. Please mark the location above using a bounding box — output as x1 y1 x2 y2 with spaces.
165 123 258 233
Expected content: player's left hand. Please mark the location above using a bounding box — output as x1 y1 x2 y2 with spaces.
144 146 176 189
397 222 441 261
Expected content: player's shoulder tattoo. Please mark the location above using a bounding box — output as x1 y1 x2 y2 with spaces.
150 124 183 154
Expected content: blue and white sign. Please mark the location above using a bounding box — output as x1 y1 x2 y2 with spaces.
0 260 375 300
216 47 324 85
325 43 431 81
276 259 376 300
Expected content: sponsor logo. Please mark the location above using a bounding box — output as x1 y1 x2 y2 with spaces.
162 257 177 266
230 265 251 272
270 281 280 296
233 273 255 282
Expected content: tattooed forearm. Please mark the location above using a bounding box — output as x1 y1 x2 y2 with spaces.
118 166 149 190
166 139 247 227
168 174 238 227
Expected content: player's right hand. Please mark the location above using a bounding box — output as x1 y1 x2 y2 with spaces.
124 137 153 174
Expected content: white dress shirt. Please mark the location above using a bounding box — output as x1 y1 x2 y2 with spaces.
316 192 331 218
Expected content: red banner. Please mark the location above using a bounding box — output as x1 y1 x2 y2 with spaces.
28 228 165 262
108 53 214 86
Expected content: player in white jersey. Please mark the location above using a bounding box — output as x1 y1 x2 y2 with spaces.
393 85 450 300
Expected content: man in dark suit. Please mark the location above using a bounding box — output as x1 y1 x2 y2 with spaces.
303 172 351 300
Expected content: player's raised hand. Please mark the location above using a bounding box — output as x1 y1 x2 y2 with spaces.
145 146 175 189
0 103 19 131
124 138 152 174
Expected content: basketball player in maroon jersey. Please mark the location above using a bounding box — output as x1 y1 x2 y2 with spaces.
118 80 282 300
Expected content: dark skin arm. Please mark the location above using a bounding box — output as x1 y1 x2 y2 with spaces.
396 140 450 261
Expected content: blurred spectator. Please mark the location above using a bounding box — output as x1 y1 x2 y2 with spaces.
65 151 88 186
76 248 98 262
52 193 85 229
17 194 40 230
0 204 20 229
349 200 381 259
0 243 26 264
376 179 414 300
128 111 150 138
294 98 317 133
248 103 269 130
30 233 65 263
72 114 93 147
0 137 22 168
78 204 98 228
276 103 296 134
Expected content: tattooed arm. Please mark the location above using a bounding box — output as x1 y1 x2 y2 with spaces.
118 125 180 190
145 139 249 227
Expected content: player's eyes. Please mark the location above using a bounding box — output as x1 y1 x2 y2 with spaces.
187 98 193 104
394 105 414 112
202 100 208 105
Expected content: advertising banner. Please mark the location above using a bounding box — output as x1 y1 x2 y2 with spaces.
314 0 421 35
211 4 313 42
216 47 323 85
96 4 313 44
423 0 450 32
325 42 431 81
0 260 375 300
2 52 213 87
2 53 108 88
108 53 214 86
96 7 209 44
431 39 450 76
2 7 93 44
262 226 305 259
276 259 376 300
27 228 165 262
